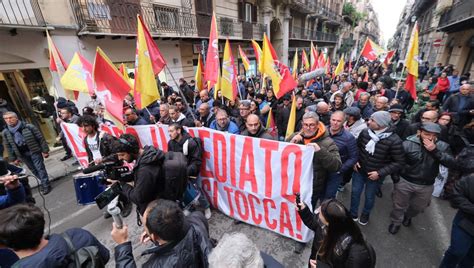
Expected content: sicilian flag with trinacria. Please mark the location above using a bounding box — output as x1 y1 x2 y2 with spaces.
266 108 277 137
239 45 251 72
360 38 385 61
60 52 94 96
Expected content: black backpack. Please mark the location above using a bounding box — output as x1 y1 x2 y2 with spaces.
162 151 189 201
61 233 104 268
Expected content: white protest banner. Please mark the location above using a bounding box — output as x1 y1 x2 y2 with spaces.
62 123 314 242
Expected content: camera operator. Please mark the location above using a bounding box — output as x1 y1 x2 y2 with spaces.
110 134 165 216
111 199 213 267
77 115 132 218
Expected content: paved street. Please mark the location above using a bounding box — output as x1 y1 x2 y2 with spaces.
37 169 456 268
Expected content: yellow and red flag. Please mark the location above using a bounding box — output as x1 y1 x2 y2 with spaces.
221 39 238 101
195 54 205 91
383 50 396 68
205 13 220 90
301 49 310 71
325 57 331 76
405 23 419 100
251 40 262 64
47 31 79 100
259 34 297 99
285 94 297 140
266 108 277 137
292 48 298 80
93 47 132 123
135 14 166 109
238 45 251 72
318 53 326 70
60 52 94 96
310 42 319 70
360 38 385 61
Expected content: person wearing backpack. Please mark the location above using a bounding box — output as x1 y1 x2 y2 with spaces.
167 123 211 219
0 204 109 268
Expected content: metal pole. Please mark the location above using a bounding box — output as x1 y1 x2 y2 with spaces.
164 65 197 121
394 67 406 100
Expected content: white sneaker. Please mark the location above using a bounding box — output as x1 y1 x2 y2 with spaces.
183 209 191 216
204 208 212 219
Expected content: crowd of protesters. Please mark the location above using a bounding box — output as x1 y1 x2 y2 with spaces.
0 57 473 268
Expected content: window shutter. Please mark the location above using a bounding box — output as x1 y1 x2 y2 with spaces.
238 0 244 21
252 4 257 23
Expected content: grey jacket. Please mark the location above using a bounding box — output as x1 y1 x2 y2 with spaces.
2 122 49 161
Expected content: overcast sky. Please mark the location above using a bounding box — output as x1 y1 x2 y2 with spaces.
371 0 408 47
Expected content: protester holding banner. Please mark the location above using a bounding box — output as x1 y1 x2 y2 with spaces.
241 114 275 140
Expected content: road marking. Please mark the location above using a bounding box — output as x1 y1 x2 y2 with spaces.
49 205 94 230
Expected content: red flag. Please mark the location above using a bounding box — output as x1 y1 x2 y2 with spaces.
383 50 396 68
93 47 132 123
137 15 166 75
360 39 377 61
204 13 219 90
266 108 277 137
310 43 319 70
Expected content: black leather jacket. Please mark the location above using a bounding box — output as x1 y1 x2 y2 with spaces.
400 135 456 185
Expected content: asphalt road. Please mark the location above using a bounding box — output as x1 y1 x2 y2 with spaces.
35 174 456 268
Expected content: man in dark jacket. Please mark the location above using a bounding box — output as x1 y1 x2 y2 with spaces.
443 84 474 128
288 111 342 208
112 134 166 215
169 105 195 127
351 111 405 225
388 104 410 140
440 173 474 267
209 108 240 134
57 107 80 161
276 95 291 139
404 110 449 142
124 107 148 126
194 102 214 128
0 204 109 267
235 100 252 132
352 92 374 120
2 112 51 195
241 114 274 140
389 122 456 234
112 199 213 267
326 111 358 199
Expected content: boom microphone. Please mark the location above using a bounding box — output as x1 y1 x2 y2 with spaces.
298 68 327 83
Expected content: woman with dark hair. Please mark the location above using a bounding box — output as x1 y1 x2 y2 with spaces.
331 93 347 112
424 76 440 101
297 199 376 268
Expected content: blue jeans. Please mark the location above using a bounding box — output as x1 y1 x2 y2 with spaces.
324 172 342 200
350 171 381 217
440 212 474 268
20 152 50 188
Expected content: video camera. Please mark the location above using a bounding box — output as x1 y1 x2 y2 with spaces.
82 162 133 184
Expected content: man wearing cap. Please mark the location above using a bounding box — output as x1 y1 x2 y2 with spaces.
351 111 405 225
388 104 410 139
389 122 456 234
343 107 367 139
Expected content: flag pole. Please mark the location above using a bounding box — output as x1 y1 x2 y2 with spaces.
394 67 406 100
164 65 197 121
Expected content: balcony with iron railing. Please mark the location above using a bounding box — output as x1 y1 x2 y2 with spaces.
291 0 317 14
438 0 474 32
69 0 264 40
0 0 46 29
289 26 337 43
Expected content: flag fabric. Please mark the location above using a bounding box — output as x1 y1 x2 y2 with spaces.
334 55 345 76
93 47 132 123
292 48 298 80
47 31 80 100
205 13 220 90
383 50 396 68
360 38 385 61
258 34 297 99
221 39 238 101
135 14 165 109
238 45 251 71
318 53 326 70
405 23 419 100
251 40 262 64
285 94 297 140
325 57 331 76
266 108 277 137
213 69 222 99
60 53 94 96
301 49 310 71
195 54 205 91
310 42 319 70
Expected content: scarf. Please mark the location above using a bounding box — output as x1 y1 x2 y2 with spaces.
365 128 392 155
303 122 327 145
7 121 26 147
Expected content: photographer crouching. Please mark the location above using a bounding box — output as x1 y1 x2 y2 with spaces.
109 134 166 217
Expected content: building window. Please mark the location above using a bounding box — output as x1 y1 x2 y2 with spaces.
245 3 252 22
154 5 179 30
87 3 111 20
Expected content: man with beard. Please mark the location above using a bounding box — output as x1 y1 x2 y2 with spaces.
241 114 274 140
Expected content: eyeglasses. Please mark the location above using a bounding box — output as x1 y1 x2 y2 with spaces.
303 123 317 128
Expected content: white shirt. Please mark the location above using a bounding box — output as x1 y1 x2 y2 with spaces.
86 133 102 161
